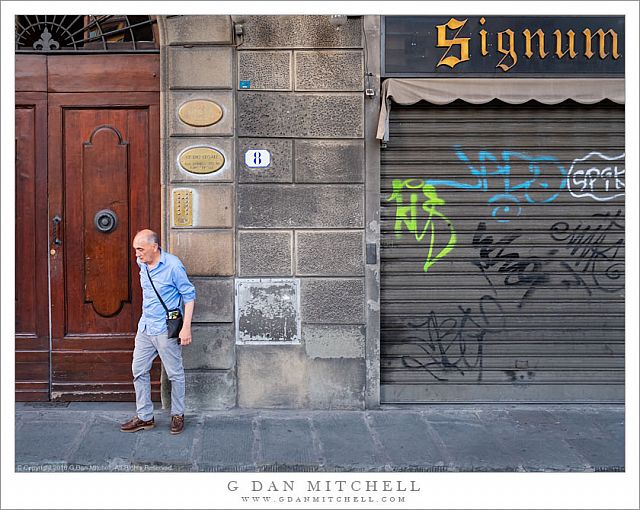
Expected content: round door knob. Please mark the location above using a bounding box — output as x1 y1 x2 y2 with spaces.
94 209 118 233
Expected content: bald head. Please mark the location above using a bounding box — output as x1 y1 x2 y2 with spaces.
134 229 159 246
133 229 161 266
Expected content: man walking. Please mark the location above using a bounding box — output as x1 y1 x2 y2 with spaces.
120 229 195 435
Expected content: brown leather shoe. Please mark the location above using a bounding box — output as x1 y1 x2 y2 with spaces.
170 414 184 435
120 416 155 433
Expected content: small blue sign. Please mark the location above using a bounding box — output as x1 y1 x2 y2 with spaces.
239 80 251 89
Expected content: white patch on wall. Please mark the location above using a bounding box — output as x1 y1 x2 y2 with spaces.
235 278 301 344
567 152 625 201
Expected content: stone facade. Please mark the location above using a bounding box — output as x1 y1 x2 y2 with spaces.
159 15 371 410
160 16 236 410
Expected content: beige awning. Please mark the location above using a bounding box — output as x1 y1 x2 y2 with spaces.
377 77 625 141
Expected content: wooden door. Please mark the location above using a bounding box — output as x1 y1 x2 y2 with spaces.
15 54 161 401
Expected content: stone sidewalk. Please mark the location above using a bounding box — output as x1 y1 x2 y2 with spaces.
14 402 624 472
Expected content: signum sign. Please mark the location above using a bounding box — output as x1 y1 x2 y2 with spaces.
383 16 624 76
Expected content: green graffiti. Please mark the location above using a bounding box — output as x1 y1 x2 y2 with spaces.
387 179 457 272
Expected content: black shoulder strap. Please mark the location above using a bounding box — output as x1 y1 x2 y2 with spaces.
146 266 169 313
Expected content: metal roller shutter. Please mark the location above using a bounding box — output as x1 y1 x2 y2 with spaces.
380 99 624 404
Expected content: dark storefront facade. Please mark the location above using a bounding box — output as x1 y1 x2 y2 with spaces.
378 16 625 403
14 14 625 409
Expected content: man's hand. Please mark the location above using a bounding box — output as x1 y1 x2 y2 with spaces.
179 301 195 346
179 325 192 346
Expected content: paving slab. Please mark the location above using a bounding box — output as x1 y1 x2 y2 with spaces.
368 412 445 468
312 413 383 470
475 408 624 471
565 437 625 470
590 411 626 437
542 409 612 440
420 408 481 422
472 410 521 440
502 437 589 472
505 408 560 426
67 417 138 468
258 417 321 470
426 419 518 471
132 414 198 469
67 402 138 412
15 419 85 465
18 402 71 409
198 415 256 471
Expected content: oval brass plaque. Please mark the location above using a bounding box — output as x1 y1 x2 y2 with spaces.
179 147 225 174
178 100 223 127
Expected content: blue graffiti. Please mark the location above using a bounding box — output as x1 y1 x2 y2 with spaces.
425 146 567 222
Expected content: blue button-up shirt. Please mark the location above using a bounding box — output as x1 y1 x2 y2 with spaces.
137 250 196 335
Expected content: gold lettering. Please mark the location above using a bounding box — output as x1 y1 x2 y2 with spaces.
436 18 470 68
583 28 620 59
523 29 548 59
496 29 517 71
479 17 488 56
554 29 577 59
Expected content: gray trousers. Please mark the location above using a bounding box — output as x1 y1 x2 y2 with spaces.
132 330 185 420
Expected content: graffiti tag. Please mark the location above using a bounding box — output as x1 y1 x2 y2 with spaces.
387 179 457 272
425 145 566 222
472 222 550 307
567 152 625 201
550 210 624 295
401 295 506 382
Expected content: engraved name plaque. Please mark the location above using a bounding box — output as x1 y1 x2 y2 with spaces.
178 100 223 127
179 146 225 174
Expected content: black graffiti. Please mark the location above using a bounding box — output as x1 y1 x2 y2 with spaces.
401 295 505 382
472 222 550 307
400 211 624 384
550 209 624 295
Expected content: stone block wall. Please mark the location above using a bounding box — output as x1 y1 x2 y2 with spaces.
235 16 367 409
160 16 236 410
159 15 369 410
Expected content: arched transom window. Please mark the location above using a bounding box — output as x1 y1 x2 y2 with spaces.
15 15 159 52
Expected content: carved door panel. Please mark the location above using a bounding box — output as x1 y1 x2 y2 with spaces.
48 92 160 400
15 90 50 401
